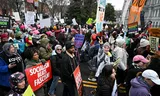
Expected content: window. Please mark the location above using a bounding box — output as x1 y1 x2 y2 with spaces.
157 10 159 17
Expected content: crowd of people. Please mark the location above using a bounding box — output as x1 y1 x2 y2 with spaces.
0 20 160 96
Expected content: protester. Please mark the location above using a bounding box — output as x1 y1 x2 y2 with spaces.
0 33 9 51
6 72 26 96
24 47 45 96
129 69 160 96
48 44 63 96
96 65 117 96
61 41 79 96
0 43 24 95
125 55 149 95
112 37 128 84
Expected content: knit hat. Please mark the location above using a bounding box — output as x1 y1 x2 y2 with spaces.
15 31 22 38
116 38 126 47
103 42 110 48
139 39 150 48
65 41 74 50
1 33 8 39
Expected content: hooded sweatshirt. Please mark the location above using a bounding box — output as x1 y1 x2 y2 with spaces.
129 76 151 96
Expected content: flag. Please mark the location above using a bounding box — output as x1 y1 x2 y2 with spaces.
128 0 146 24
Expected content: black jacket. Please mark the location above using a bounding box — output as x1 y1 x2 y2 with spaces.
50 52 63 76
96 76 114 96
61 52 78 85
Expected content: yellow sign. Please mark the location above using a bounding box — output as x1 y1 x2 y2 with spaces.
23 85 35 96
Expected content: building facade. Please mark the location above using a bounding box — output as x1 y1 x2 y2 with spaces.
121 0 160 28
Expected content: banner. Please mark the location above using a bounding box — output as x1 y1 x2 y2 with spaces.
73 65 83 96
25 11 35 25
40 18 51 28
128 0 146 24
128 22 138 33
74 34 85 48
25 60 52 91
96 0 106 33
121 0 132 24
149 36 159 53
27 0 34 3
0 15 10 29
23 85 35 96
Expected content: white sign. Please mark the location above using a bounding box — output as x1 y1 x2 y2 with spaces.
60 19 65 24
13 12 21 21
40 18 51 28
25 11 35 25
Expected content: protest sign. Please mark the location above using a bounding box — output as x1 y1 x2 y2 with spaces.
128 22 138 33
74 34 85 48
73 65 83 96
23 85 35 96
0 15 10 29
149 36 159 53
27 0 34 3
25 11 35 25
86 18 93 25
96 0 106 33
148 28 160 37
25 60 52 91
40 18 51 28
13 12 21 21
72 18 78 25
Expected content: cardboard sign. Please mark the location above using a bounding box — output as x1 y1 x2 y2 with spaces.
0 15 10 29
128 22 138 33
149 36 159 53
23 85 35 96
96 0 106 33
25 60 52 91
13 12 21 21
74 34 85 48
73 65 83 96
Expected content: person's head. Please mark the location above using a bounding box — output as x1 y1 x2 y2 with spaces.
139 38 150 50
24 47 39 61
1 33 9 43
55 44 62 54
142 69 160 87
10 72 26 90
101 65 116 80
116 38 126 48
65 41 75 54
3 43 17 56
103 42 110 54
133 55 149 68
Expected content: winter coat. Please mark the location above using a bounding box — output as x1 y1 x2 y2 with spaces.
125 65 145 94
39 38 52 60
95 44 113 77
129 76 151 96
50 50 63 76
0 45 24 87
5 90 22 96
112 46 128 71
61 51 78 85
96 76 114 96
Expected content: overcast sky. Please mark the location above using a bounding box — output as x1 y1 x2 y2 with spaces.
106 0 125 10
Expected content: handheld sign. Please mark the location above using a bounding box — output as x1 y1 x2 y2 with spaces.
0 15 10 29
25 60 52 91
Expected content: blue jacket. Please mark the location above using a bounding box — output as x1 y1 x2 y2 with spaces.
129 76 151 96
0 57 11 87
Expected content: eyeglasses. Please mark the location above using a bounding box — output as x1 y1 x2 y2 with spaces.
57 49 62 51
